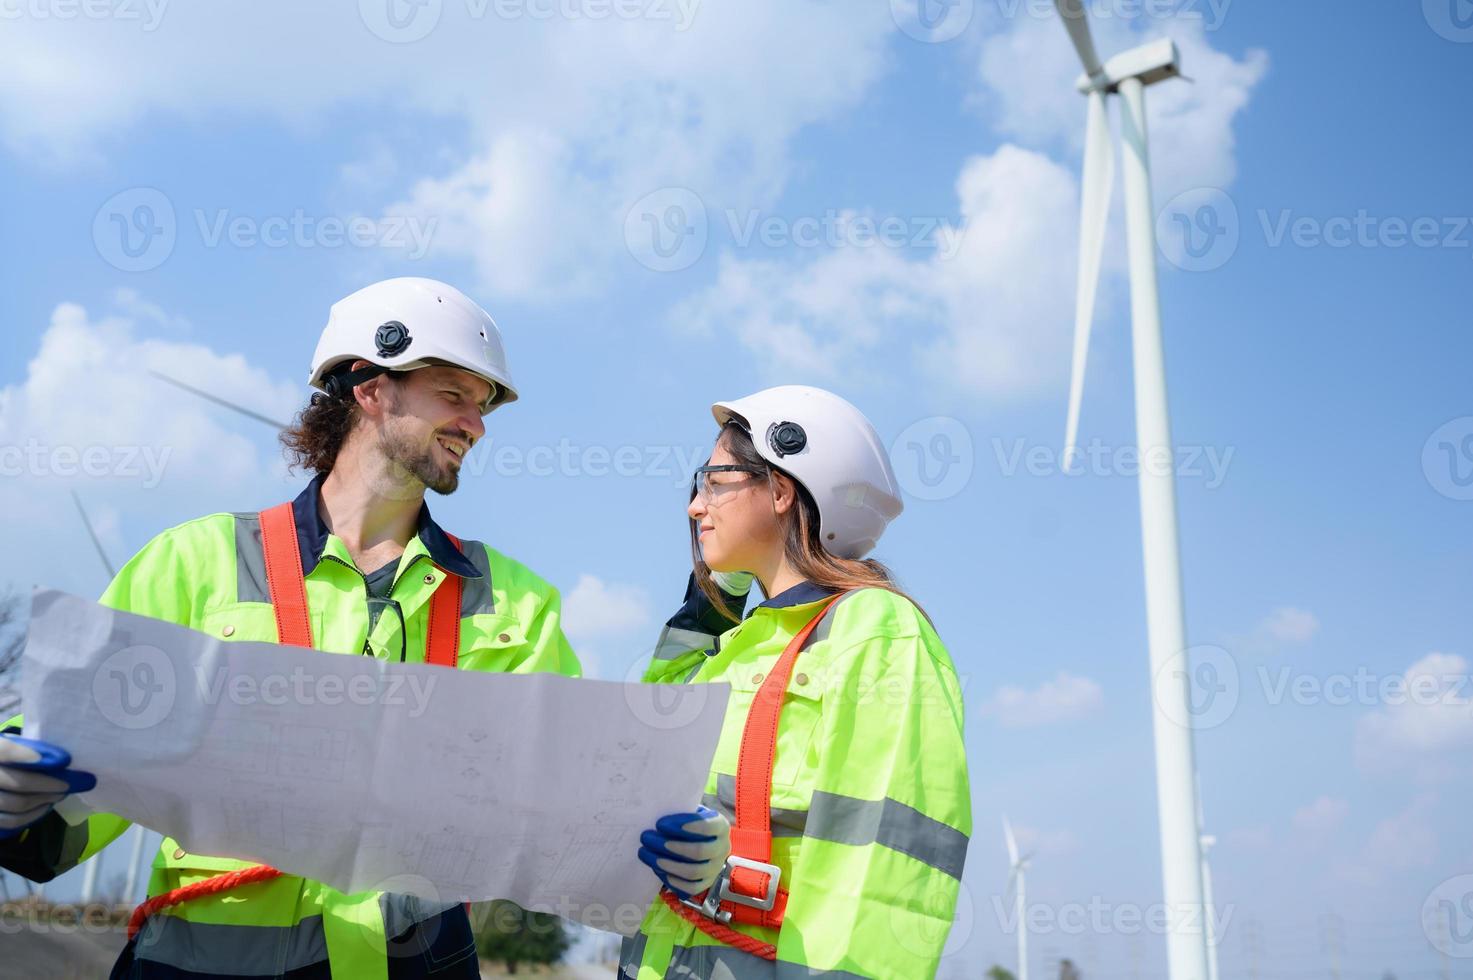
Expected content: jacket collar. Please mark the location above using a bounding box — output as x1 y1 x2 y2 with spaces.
747 580 840 619
291 473 481 580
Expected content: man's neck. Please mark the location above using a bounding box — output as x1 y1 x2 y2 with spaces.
318 448 424 572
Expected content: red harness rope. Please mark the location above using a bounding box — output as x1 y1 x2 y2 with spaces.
127 501 466 940
664 592 846 959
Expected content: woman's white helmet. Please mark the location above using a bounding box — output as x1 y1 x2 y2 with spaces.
712 385 902 559
308 277 518 411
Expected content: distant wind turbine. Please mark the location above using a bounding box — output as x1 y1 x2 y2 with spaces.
1003 815 1032 980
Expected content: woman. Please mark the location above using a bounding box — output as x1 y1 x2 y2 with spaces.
627 385 972 979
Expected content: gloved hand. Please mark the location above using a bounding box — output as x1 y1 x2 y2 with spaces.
0 732 96 840
637 805 731 899
710 570 754 597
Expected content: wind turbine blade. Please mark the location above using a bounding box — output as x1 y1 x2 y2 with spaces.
149 370 289 431
71 490 117 579
1054 0 1104 78
1003 814 1020 864
1063 88 1115 472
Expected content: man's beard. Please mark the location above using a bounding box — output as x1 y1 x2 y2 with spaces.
379 424 460 496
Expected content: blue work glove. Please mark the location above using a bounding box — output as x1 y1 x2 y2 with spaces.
0 731 97 840
637 805 731 899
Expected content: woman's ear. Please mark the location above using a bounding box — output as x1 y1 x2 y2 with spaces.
770 470 798 516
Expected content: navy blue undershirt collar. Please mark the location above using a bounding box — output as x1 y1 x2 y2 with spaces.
747 580 840 619
290 473 482 580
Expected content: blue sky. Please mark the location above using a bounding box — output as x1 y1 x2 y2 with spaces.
1 2 1470 976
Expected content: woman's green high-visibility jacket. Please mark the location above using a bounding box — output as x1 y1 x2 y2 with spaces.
623 579 972 980
0 476 665 980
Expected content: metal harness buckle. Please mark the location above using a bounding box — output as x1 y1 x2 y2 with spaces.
677 862 734 924
717 856 781 912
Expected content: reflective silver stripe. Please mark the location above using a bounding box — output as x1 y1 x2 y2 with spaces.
232 512 269 605
458 539 496 617
707 774 807 839
134 913 328 975
662 942 871 979
380 892 459 937
656 625 713 661
805 792 968 880
804 590 858 648
620 932 648 978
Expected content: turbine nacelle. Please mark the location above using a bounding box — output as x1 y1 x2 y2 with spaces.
1074 38 1182 95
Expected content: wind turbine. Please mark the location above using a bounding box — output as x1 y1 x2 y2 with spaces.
1051 4 1212 980
1003 815 1031 980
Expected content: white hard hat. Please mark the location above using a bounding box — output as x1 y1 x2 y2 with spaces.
711 385 903 559
308 277 517 411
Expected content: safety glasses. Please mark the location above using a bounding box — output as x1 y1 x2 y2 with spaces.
690 464 767 501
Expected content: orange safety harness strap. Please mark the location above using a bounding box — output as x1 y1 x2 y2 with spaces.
663 591 847 958
128 501 467 941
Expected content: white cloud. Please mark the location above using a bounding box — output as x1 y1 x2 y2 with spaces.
1260 607 1319 646
1292 795 1347 835
1333 793 1440 886
674 144 1080 399
0 299 300 595
0 3 896 299
981 669 1103 726
560 573 655 680
1355 652 1473 780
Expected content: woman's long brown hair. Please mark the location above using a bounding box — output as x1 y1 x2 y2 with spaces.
691 422 927 623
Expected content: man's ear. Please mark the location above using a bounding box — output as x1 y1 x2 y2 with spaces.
350 360 389 417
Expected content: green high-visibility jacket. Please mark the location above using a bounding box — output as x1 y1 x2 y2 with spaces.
623 580 972 980
0 476 639 980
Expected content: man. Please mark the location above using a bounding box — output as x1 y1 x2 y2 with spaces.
0 278 693 978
